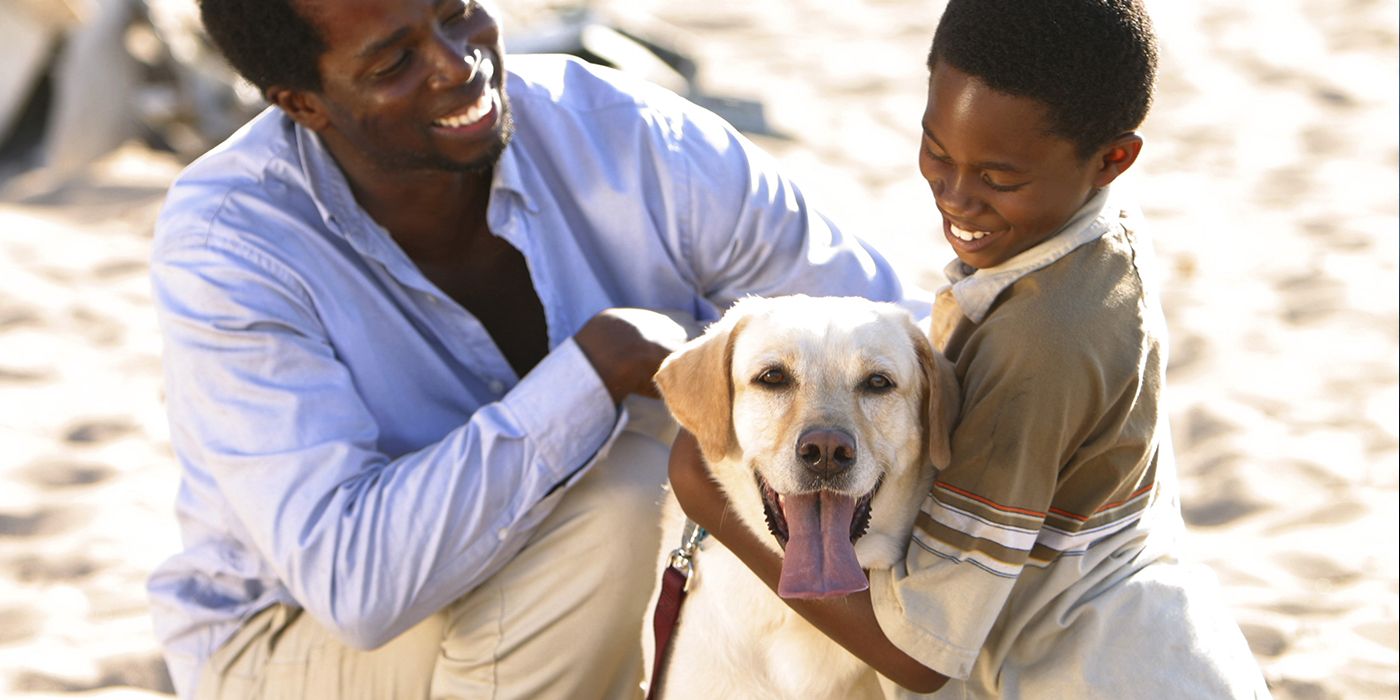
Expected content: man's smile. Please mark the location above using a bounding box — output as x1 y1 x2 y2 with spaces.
431 51 499 133
432 86 498 131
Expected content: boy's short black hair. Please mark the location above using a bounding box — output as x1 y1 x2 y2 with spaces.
199 0 326 94
928 0 1158 159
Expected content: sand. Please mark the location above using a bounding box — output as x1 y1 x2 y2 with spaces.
0 0 1395 698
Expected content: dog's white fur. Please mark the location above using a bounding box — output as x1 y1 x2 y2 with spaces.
644 295 959 700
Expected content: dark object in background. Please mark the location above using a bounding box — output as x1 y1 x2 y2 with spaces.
0 1 778 192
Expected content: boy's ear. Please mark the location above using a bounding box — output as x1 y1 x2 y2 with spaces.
266 85 331 132
1091 132 1144 188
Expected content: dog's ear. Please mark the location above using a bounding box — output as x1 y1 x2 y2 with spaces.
911 326 961 468
653 308 749 463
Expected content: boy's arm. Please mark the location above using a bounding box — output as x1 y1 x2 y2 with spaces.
667 431 948 694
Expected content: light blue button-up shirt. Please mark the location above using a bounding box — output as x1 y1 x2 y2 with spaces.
147 55 905 697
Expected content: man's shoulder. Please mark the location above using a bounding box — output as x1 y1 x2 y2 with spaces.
156 109 309 251
507 54 693 127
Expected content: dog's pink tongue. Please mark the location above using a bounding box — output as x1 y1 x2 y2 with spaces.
777 491 868 599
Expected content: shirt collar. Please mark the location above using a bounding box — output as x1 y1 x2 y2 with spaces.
291 106 538 254
941 187 1120 323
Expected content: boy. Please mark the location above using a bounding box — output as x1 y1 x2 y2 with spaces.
667 0 1271 696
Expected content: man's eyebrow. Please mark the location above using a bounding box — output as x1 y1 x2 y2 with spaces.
357 27 412 60
355 0 457 60
921 124 1027 173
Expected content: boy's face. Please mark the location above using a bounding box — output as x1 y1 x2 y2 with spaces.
919 62 1102 270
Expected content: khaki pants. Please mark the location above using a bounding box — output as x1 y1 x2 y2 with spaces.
197 414 674 700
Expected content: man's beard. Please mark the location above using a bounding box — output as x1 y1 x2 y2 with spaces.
362 94 517 176
431 94 515 175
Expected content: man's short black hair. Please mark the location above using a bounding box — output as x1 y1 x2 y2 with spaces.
928 0 1158 159
199 0 326 94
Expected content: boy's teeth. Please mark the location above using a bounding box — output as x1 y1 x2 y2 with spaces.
434 89 493 128
951 224 990 242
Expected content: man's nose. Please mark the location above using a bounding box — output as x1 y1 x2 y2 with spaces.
429 43 482 90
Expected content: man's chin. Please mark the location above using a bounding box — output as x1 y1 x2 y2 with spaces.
444 103 515 174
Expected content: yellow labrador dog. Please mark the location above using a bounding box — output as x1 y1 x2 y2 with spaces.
645 295 958 699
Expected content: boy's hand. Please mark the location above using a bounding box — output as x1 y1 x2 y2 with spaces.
575 308 699 405
667 430 732 535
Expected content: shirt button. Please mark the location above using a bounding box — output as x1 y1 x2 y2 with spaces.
497 528 509 541
488 379 506 395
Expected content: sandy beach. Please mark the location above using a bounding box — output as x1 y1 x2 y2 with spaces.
0 0 1395 698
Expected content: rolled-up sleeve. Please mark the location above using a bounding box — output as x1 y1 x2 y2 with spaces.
153 235 619 650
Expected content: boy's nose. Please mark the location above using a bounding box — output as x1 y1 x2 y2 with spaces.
935 174 981 217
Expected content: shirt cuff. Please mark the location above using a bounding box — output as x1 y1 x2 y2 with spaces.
868 567 981 681
500 337 620 485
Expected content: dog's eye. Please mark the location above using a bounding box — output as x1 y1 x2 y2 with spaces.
755 368 788 387
863 373 895 392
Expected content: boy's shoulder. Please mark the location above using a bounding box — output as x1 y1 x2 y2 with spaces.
978 218 1162 370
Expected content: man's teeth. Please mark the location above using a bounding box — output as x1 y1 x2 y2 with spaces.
434 90 494 128
951 224 991 242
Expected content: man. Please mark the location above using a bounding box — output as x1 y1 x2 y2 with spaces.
147 0 906 697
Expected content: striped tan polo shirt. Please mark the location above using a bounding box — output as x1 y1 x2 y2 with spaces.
870 187 1269 698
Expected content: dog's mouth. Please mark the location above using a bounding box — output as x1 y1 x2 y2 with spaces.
757 473 880 600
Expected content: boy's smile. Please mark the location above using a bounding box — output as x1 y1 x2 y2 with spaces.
920 62 1113 270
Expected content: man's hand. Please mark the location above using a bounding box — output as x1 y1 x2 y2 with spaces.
574 308 699 405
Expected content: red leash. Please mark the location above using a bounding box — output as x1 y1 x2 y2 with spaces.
645 521 707 700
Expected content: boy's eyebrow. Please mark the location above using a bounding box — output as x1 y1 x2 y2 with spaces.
921 124 1028 173
356 0 455 60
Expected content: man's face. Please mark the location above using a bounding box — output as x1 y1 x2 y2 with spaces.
301 0 511 174
918 62 1100 270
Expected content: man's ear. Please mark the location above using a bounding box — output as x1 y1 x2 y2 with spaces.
1091 132 1144 188
266 85 331 132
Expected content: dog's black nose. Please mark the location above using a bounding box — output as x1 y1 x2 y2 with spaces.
796 428 857 478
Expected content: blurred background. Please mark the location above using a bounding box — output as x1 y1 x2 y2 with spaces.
1 0 1396 698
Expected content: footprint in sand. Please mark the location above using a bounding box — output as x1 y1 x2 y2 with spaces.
97 653 177 694
0 505 88 537
1272 498 1369 532
1276 551 1363 587
0 303 41 330
0 606 41 645
12 652 175 695
5 553 98 584
92 258 147 279
63 418 138 444
1275 269 1347 325
69 305 125 346
1181 494 1263 528
20 459 115 488
0 366 50 382
1237 620 1291 658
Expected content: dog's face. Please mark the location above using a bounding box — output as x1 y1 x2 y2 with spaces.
655 295 958 599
